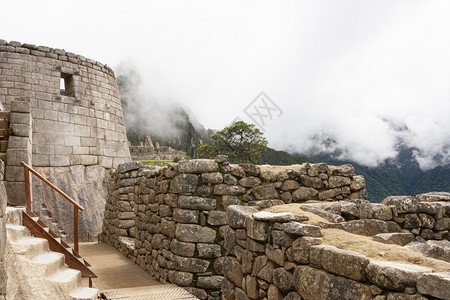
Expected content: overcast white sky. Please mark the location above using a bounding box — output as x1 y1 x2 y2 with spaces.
2 0 450 169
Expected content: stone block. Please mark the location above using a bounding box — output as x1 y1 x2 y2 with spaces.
80 155 98 165
8 136 30 150
178 195 216 210
10 112 31 126
0 183 6 218
197 276 224 289
207 211 227 226
168 270 193 286
381 196 418 213
201 172 223 184
291 237 322 264
32 154 50 166
366 260 431 291
10 124 31 137
81 137 96 147
252 184 278 200
170 239 195 257
293 265 372 300
174 256 209 273
239 176 261 188
169 174 198 194
5 181 26 206
11 100 30 113
282 222 321 237
223 256 244 287
175 224 216 243
213 184 246 196
372 232 414 246
178 159 219 173
253 211 309 222
416 272 450 300
226 205 259 229
117 161 142 173
328 175 352 188
341 219 388 236
372 204 393 220
49 155 70 166
320 246 369 281
197 243 221 258
292 187 318 201
222 195 241 210
73 146 89 155
6 149 30 165
5 166 25 181
273 268 293 292
246 218 269 241
99 156 113 168
173 208 199 223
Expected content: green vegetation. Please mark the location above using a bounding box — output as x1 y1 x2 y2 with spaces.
137 159 174 166
197 121 268 163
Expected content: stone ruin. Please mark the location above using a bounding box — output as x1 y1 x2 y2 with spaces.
129 135 186 162
99 157 450 299
0 39 131 241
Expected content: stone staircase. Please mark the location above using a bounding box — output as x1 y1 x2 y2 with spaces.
4 207 98 300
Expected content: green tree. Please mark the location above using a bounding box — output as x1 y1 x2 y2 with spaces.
198 121 268 163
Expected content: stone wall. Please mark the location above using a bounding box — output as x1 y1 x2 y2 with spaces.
221 204 449 300
0 39 130 170
100 157 367 299
0 161 7 300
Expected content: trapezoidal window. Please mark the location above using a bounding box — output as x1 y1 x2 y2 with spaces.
60 73 75 97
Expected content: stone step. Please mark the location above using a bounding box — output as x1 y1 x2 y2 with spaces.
32 251 66 277
4 207 24 225
5 224 29 240
69 287 99 300
48 268 82 294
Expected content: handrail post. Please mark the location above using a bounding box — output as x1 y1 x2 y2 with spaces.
24 167 31 213
3 116 7 137
74 206 79 254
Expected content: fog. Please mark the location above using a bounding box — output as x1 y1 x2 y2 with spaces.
1 0 450 169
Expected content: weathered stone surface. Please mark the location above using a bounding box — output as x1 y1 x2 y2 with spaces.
329 164 355 176
174 256 209 273
341 219 388 236
435 218 450 231
170 239 196 257
207 211 227 226
245 276 258 299
293 265 372 300
372 204 393 221
227 205 259 229
320 246 369 281
350 175 365 191
405 240 450 262
292 187 318 201
221 225 237 253
258 260 275 282
373 232 414 246
326 201 359 219
178 159 219 173
240 163 261 176
366 260 431 291
418 213 435 229
253 211 309 222
197 243 221 258
386 293 427 300
381 196 419 213
197 276 224 289
301 204 345 223
267 284 283 300
223 257 244 287
272 230 294 247
266 244 285 266
214 184 246 196
160 219 176 238
417 202 445 219
178 195 216 210
222 195 241 210
246 218 269 241
118 162 142 173
417 272 450 300
168 270 193 286
239 177 262 188
291 237 322 264
282 222 321 237
175 224 216 243
416 191 450 202
403 213 420 228
328 176 352 188
170 174 198 193
252 184 278 200
273 268 293 292
221 278 236 300
281 180 300 191
173 208 199 223
184 287 208 300
201 172 223 184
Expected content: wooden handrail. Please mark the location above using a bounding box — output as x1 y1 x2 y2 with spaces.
21 161 84 253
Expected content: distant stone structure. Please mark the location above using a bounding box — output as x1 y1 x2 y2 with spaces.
0 39 131 240
129 135 185 161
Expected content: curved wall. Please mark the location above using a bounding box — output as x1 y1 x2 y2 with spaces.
0 39 130 168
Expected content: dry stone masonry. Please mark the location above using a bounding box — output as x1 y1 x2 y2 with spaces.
0 39 131 241
100 157 368 299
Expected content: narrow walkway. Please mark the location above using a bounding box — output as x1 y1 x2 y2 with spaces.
78 242 198 299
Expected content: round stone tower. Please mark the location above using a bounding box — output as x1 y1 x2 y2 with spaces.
0 39 131 240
